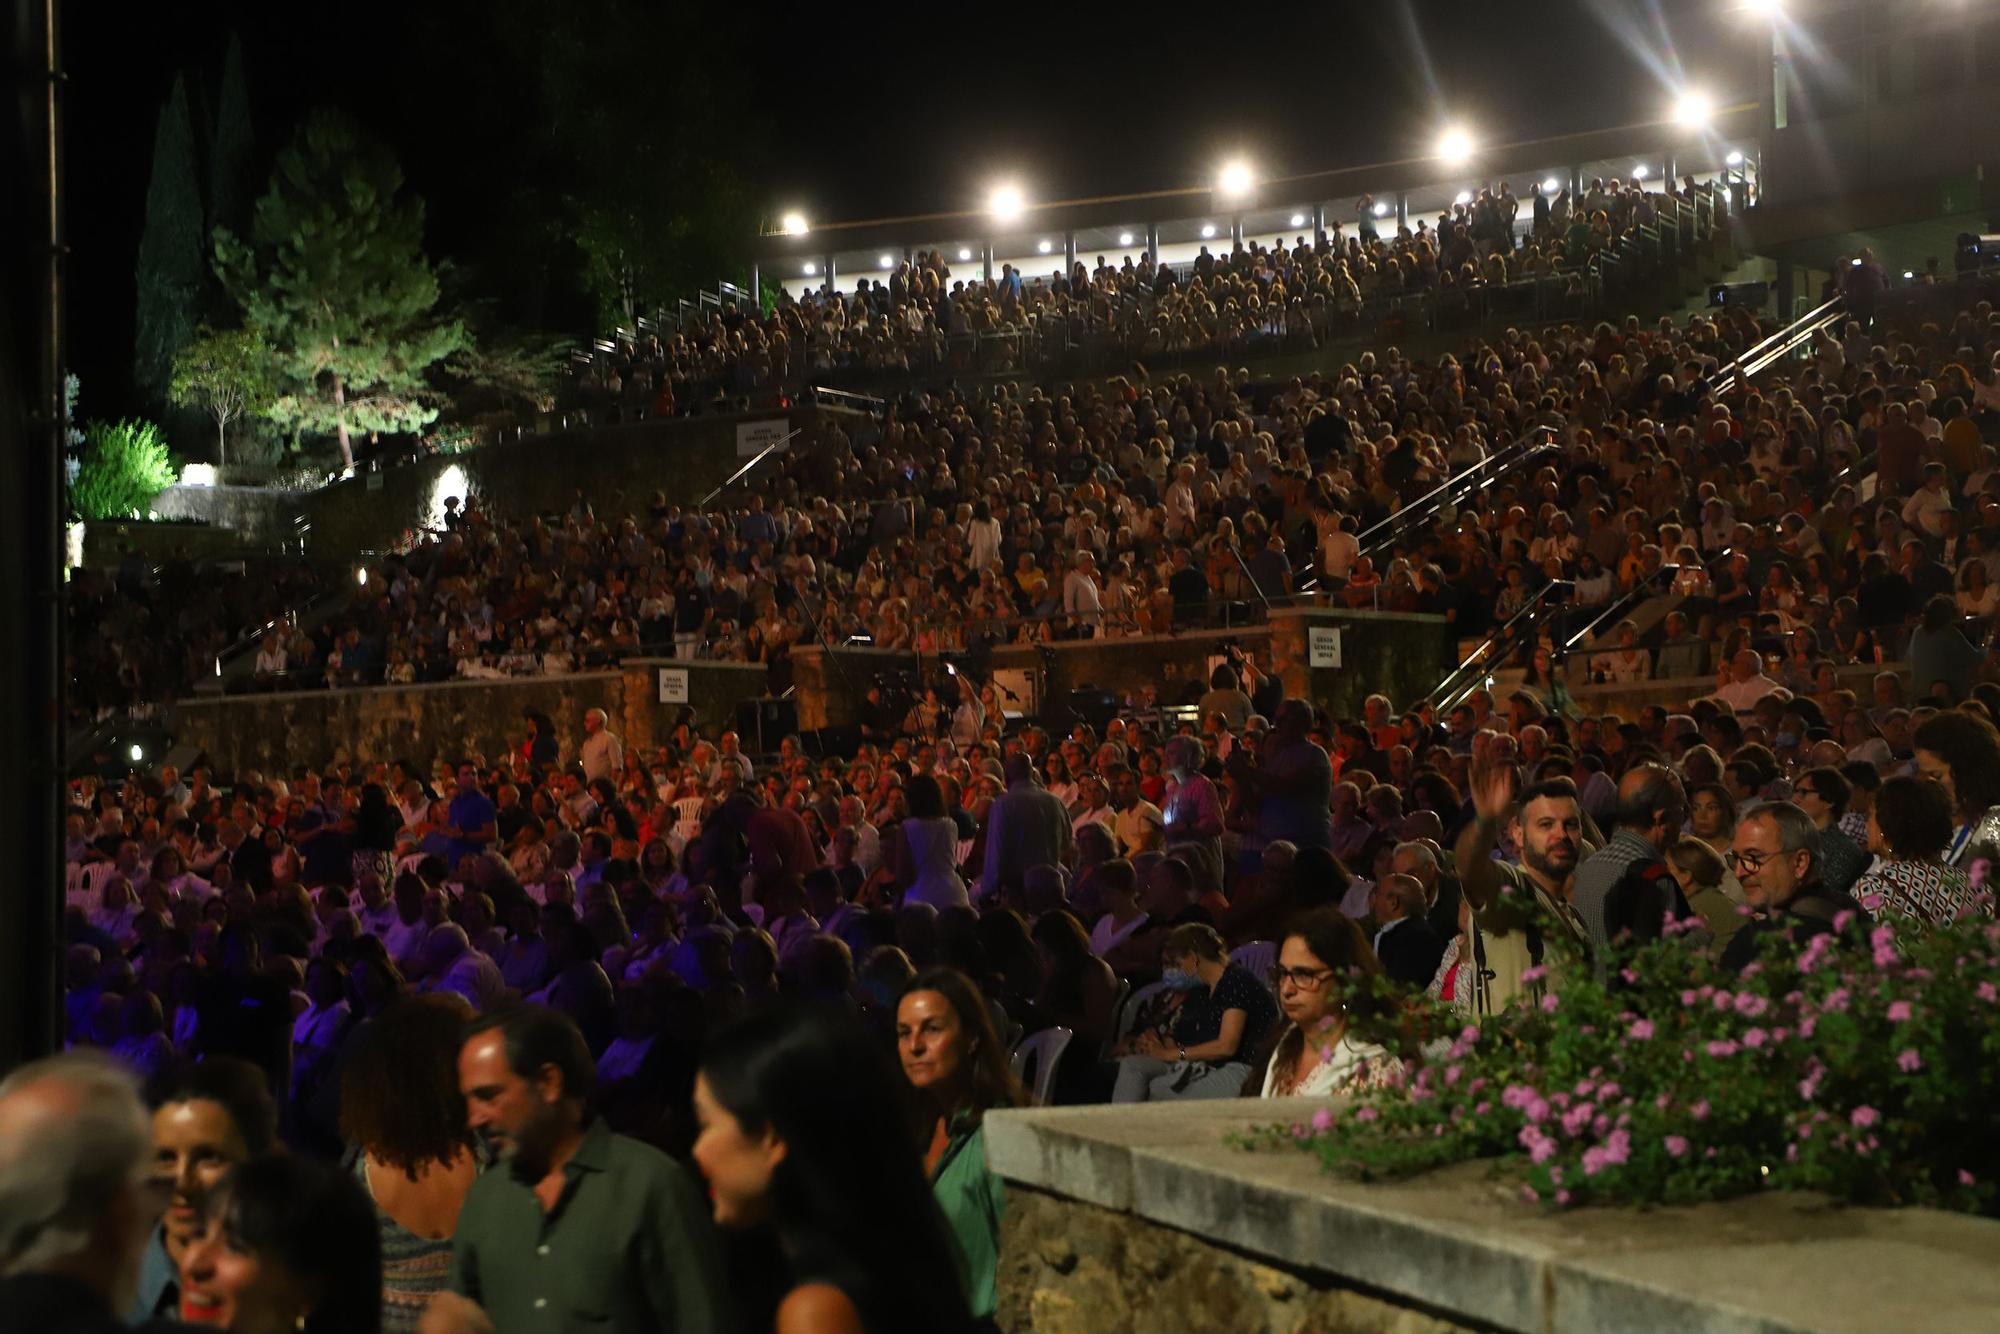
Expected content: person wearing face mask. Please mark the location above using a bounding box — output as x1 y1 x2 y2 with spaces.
426 1005 730 1334
895 968 1025 1325
131 1060 278 1324
1111 923 1278 1103
175 1155 380 1333
694 1005 977 1334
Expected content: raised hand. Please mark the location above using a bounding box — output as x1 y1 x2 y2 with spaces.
1469 761 1518 823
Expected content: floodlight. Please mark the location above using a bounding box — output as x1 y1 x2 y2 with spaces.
1726 150 1745 166
1200 224 1216 238
129 744 144 763
1671 89 1714 129
1217 159 1254 199
1289 212 1306 227
1436 127 1474 167
989 183 1026 222
1453 190 1472 206
1037 239 1053 254
1632 164 1650 181
802 263 816 275
1542 177 1561 193
1118 232 1134 245
1372 201 1391 218
780 210 809 236
958 247 972 261
356 567 369 586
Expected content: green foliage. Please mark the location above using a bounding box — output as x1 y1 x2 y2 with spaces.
1241 907 2000 1216
204 33 254 247
169 325 276 465
213 108 466 470
71 419 177 521
133 76 206 411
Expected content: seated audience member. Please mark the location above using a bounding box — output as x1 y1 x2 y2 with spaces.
1261 908 1402 1097
1112 923 1277 1103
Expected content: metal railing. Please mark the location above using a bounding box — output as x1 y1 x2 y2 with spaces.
1356 435 1564 562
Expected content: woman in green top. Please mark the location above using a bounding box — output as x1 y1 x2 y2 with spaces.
897 966 1025 1327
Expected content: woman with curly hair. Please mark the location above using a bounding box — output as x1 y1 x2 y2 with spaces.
1914 708 2000 865
338 993 480 1333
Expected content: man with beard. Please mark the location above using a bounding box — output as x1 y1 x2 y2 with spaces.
1452 765 1592 1019
431 1005 731 1333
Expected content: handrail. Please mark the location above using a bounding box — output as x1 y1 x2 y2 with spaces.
1356 435 1562 559
699 429 802 507
1558 565 1676 658
1428 580 1566 714
1712 296 1843 393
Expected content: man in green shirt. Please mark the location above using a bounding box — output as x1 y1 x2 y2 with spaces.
424 1005 732 1334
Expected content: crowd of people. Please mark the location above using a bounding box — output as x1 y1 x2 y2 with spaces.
574 177 1724 420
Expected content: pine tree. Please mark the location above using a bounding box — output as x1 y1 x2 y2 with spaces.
206 34 253 249
214 109 465 473
132 76 205 416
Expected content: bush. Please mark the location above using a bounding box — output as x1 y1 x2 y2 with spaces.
71 418 177 520
1241 904 2000 1217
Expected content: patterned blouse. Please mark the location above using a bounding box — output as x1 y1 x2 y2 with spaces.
1851 859 1979 926
1261 1027 1403 1097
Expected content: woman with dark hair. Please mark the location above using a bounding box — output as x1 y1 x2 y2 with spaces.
339 994 480 1333
521 709 560 772
131 1058 280 1322
694 1004 976 1334
1112 922 1278 1103
898 773 968 910
1030 911 1119 1061
352 783 402 890
896 966 1023 1326
1913 709 2000 865
1854 776 1978 925
1261 909 1401 1096
176 1154 382 1333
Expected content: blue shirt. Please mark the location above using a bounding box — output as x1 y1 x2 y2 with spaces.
447 788 497 865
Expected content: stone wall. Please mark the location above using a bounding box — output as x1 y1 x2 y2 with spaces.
1267 607 1455 716
175 661 774 777
150 484 298 539
78 519 286 570
999 1185 1471 1334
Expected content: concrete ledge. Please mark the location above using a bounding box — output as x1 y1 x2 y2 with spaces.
985 1100 2000 1333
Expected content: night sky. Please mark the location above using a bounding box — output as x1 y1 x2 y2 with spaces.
65 0 1744 415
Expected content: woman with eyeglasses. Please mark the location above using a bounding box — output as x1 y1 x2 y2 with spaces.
1261 909 1401 1098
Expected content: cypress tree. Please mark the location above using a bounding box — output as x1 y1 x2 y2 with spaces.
132 75 204 417
206 34 254 246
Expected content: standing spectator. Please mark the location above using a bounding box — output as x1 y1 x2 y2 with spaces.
896 968 1024 1323
1571 763 1686 959
340 995 481 1334
579 708 623 785
1907 595 1982 703
132 1059 278 1323
900 775 969 911
176 1153 382 1333
980 755 1073 900
442 763 497 868
0 1053 190 1334
1453 768 1590 1017
693 1005 975 1334
437 1006 732 1333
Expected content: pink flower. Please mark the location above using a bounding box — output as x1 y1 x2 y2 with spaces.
1960 1170 1976 1187
1706 1039 1740 1058
1896 1049 1922 1073
1555 1189 1572 1205
1525 1098 1551 1124
1887 1000 1913 1023
1821 988 1850 1013
1800 1016 1818 1039
1529 1137 1556 1164
1310 1108 1334 1132
1870 923 1895 951
1691 1100 1711 1121
1680 989 1699 1007
1711 991 1734 1012
1733 992 1769 1018
1355 1105 1379 1123
1582 1146 1608 1176
1521 1185 1540 1203
1851 1106 1879 1128
1874 945 1900 968
1628 1019 1655 1040
1444 1065 1462 1086
1474 1101 1491 1115
1520 965 1548 986
1561 1102 1596 1137
1979 982 1999 1004
1664 1135 1689 1158
1539 993 1560 1013
1743 1028 1768 1049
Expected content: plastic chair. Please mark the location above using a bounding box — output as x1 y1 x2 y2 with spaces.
1009 1026 1074 1107
1229 940 1279 992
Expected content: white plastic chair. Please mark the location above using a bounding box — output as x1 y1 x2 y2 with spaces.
1230 940 1279 993
1009 1026 1074 1107
1110 978 1168 1052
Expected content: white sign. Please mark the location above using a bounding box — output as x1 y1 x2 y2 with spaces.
1308 626 1343 669
658 667 690 704
735 419 792 458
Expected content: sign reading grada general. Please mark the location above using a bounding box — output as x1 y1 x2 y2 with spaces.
1308 626 1343 669
658 667 690 704
735 419 791 457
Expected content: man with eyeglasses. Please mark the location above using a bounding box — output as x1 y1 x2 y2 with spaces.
1453 763 1592 1018
1719 801 1871 973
